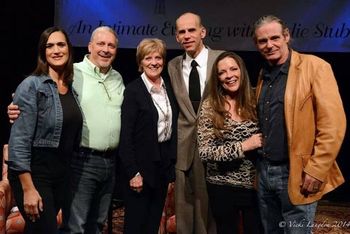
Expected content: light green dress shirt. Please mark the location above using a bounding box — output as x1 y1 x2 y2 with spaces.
73 55 125 151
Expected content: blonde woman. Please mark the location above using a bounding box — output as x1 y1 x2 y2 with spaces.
119 38 178 234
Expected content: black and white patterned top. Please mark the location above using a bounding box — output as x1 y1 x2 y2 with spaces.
197 99 259 189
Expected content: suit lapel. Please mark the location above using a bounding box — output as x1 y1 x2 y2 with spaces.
163 77 176 112
202 49 217 102
172 55 197 118
284 50 300 143
138 78 159 122
170 49 220 119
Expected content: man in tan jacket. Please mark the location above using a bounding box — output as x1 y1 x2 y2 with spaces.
168 12 223 234
253 15 346 233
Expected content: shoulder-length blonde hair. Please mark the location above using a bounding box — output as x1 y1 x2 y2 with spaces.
207 51 257 138
136 38 166 72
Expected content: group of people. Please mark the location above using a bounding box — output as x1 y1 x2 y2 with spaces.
8 26 124 233
7 12 346 234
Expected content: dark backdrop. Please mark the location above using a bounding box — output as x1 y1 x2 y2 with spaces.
1 1 349 201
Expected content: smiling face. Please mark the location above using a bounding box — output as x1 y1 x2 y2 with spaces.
217 57 241 95
175 13 206 58
88 29 117 73
141 51 164 81
45 31 69 71
255 21 290 65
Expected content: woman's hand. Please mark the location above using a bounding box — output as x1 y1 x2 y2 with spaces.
18 172 43 222
23 187 43 222
241 133 263 152
129 172 143 193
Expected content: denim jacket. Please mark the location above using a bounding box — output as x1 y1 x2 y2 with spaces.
8 75 81 172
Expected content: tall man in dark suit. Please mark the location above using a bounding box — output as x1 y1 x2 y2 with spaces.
167 12 223 234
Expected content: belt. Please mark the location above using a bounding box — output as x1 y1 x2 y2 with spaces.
258 150 289 166
262 157 289 166
78 147 115 158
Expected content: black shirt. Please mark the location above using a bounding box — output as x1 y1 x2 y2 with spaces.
258 54 291 162
28 88 82 179
59 88 83 158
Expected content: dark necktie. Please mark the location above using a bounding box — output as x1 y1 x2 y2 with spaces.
189 60 201 113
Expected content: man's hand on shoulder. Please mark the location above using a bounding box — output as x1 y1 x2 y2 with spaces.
8 103 20 123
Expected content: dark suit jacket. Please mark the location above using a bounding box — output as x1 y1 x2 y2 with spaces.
119 75 178 188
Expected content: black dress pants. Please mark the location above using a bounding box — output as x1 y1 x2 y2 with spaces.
9 148 70 234
207 183 261 234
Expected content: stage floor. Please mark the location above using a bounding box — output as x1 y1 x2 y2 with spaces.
103 200 350 234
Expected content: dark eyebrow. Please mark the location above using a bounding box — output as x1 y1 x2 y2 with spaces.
270 35 281 40
257 38 268 43
57 42 66 46
46 42 66 46
178 27 196 34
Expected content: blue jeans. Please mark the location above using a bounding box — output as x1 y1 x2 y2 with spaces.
61 150 115 234
257 158 317 234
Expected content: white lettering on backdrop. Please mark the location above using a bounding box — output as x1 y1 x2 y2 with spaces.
54 0 350 52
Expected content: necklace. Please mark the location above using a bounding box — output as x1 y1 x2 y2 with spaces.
151 85 171 140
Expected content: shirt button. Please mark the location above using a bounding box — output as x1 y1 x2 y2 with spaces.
269 85 272 88
265 117 268 121
266 101 270 104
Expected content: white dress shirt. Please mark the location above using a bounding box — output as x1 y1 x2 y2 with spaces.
182 47 209 96
141 73 172 142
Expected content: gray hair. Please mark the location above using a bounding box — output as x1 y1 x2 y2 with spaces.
253 15 289 43
90 26 119 46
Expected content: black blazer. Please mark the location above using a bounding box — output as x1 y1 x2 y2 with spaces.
119 75 178 188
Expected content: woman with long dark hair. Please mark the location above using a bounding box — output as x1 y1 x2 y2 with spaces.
197 51 262 234
7 26 82 233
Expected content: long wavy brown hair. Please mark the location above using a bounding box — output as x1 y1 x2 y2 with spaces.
32 26 74 84
206 51 257 138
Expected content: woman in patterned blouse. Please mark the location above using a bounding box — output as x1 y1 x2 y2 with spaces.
197 51 263 234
